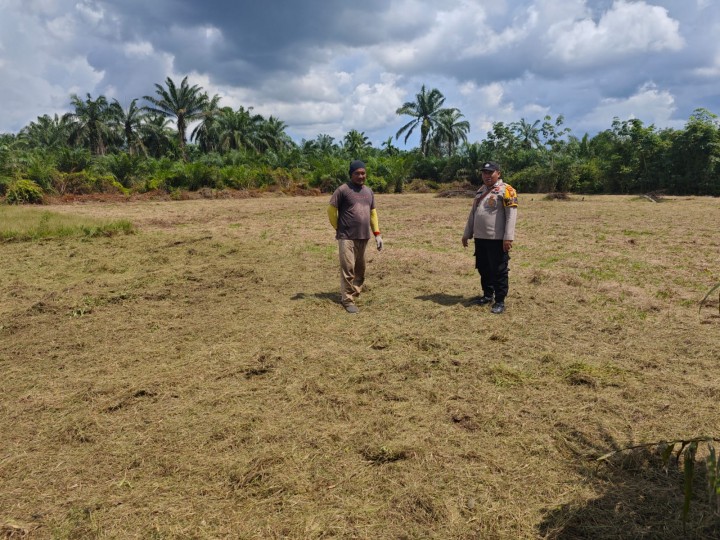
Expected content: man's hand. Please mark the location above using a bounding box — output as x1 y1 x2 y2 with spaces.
462 237 469 248
375 235 383 251
503 240 513 252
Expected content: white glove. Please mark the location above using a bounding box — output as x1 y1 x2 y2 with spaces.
375 235 383 251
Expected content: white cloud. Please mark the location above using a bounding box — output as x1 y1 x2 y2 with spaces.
578 83 678 129
548 1 684 66
124 41 154 58
345 74 406 132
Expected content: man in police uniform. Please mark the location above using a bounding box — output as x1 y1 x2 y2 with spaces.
461 161 518 314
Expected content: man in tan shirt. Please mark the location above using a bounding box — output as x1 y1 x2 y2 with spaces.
462 161 518 314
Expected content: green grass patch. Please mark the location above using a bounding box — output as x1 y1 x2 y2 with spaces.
0 206 134 242
622 229 654 237
487 363 528 387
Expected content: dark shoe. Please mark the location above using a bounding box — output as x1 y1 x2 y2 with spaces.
490 302 505 314
344 304 359 314
472 296 494 306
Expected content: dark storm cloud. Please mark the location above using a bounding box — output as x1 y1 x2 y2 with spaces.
2 0 720 145
98 0 425 85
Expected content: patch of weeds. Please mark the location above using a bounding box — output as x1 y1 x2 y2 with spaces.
562 361 626 388
0 206 134 242
487 363 527 387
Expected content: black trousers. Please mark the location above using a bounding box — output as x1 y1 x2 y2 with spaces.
474 239 510 302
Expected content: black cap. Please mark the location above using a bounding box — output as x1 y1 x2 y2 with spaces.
349 160 366 176
481 161 500 172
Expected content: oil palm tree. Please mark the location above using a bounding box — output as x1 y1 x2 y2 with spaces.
110 98 147 156
395 85 446 156
259 116 293 153
190 94 223 153
216 106 264 153
19 113 74 150
343 129 372 157
68 93 115 155
140 113 174 158
143 76 209 160
511 118 542 149
431 108 470 156
381 136 399 156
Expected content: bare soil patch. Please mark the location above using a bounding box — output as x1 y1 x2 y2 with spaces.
1 194 719 538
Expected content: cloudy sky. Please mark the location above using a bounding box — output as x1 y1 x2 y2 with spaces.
1 0 719 148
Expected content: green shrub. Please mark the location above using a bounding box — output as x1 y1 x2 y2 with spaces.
93 153 144 188
165 162 220 191
6 179 45 204
0 176 12 196
56 148 92 173
24 152 57 190
507 165 544 193
219 165 256 189
51 171 126 195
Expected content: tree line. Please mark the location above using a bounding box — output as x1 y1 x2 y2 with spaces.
1 77 719 201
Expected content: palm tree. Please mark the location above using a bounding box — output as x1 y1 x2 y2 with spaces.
110 99 147 156
140 113 175 158
343 129 372 157
381 136 399 156
431 108 470 156
395 85 447 156
259 116 293 153
143 76 209 160
458 142 486 185
302 134 338 157
510 118 541 149
190 94 223 153
68 93 115 155
19 114 73 150
216 106 264 153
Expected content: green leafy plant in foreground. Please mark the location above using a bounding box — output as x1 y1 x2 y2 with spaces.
598 437 720 530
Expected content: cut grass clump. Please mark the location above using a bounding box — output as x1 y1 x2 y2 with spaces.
0 206 134 241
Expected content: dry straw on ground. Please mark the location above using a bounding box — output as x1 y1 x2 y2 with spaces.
1 194 719 539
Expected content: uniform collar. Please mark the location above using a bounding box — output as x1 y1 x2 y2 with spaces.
478 180 501 193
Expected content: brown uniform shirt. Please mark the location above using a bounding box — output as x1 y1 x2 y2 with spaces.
463 181 518 241
329 182 376 240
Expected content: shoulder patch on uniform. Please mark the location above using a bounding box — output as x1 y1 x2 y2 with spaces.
503 185 518 207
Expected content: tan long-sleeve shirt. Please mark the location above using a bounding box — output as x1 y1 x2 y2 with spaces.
463 181 518 241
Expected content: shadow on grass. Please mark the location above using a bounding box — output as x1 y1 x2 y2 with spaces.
415 293 473 307
291 291 338 303
538 428 720 539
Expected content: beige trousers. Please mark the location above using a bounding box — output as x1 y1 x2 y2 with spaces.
338 239 369 306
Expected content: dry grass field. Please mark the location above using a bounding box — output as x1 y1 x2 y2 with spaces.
1 193 719 539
